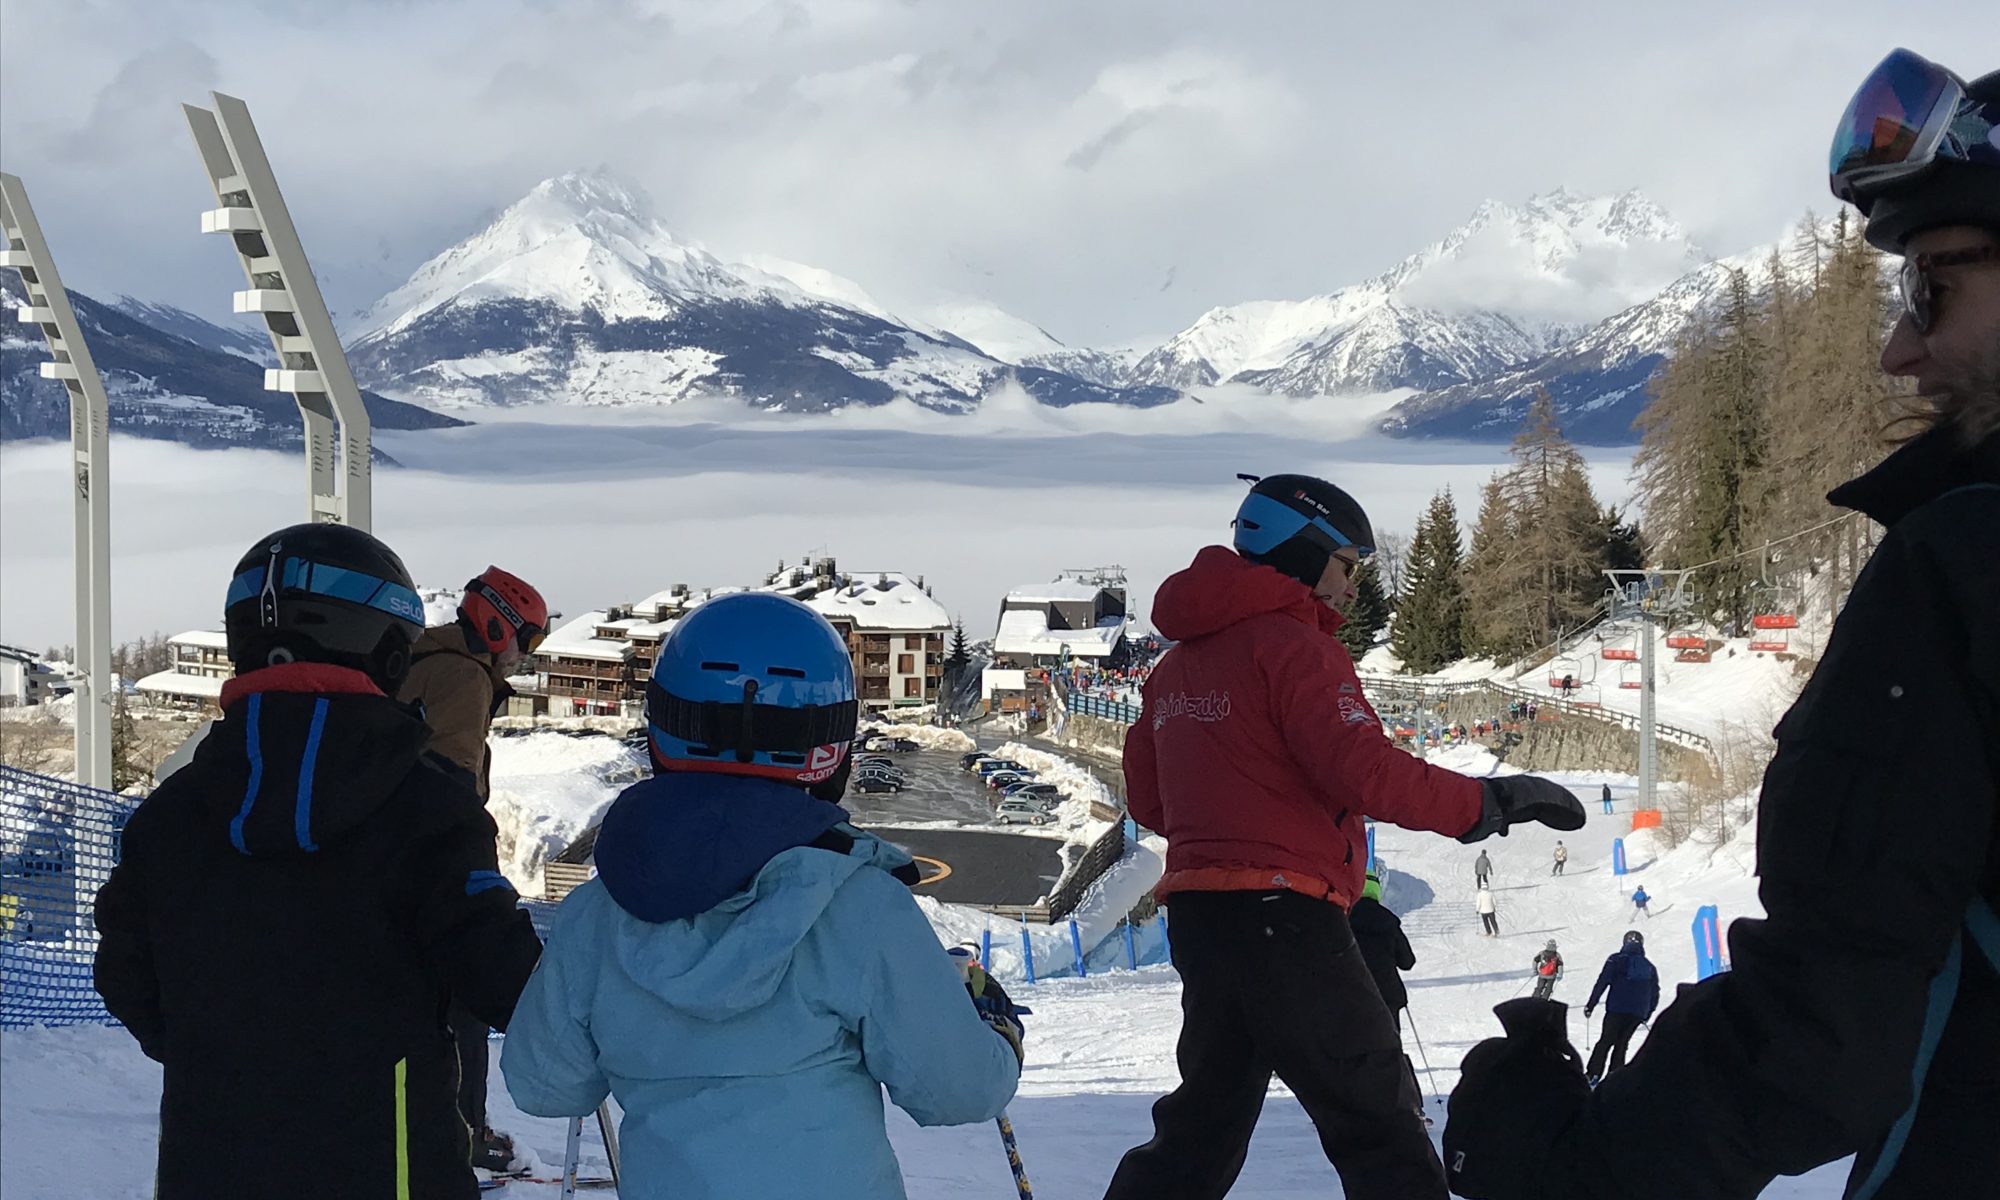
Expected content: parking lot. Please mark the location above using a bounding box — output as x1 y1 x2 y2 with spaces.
844 744 1069 908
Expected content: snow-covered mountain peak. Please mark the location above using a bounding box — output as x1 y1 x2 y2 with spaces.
349 170 753 341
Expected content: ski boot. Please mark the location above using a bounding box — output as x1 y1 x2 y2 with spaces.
472 1127 525 1175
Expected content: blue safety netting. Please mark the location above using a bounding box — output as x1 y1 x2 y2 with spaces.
1 765 138 1028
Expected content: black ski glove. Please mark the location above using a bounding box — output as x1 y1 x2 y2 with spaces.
1459 776 1586 844
1443 998 1590 1199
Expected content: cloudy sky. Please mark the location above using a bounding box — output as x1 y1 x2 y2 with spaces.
0 0 1982 348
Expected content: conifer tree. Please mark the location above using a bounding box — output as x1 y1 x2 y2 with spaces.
1335 559 1392 659
1391 489 1468 673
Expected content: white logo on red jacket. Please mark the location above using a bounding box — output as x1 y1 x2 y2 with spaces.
1336 695 1371 725
1151 689 1232 730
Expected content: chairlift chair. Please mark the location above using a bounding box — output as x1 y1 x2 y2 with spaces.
1675 646 1713 664
1572 684 1602 709
1619 663 1642 690
1666 630 1705 650
1601 631 1639 663
1547 656 1583 689
1749 629 1791 653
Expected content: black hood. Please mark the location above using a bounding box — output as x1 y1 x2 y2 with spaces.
192 666 433 857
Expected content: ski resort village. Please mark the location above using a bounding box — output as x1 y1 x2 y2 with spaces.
2 7 1994 1200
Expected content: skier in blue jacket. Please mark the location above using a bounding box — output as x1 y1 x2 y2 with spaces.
1582 931 1660 1085
500 593 1022 1199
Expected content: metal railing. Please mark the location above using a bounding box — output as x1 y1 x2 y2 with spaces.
1 767 138 1028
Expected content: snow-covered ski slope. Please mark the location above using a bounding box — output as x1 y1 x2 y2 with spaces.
1 747 1854 1197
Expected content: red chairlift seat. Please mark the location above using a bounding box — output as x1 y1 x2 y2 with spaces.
1619 664 1642 690
1752 613 1798 630
1749 634 1790 653
1666 631 1705 650
1601 646 1639 661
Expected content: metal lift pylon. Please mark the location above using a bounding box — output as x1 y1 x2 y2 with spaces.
183 92 371 529
0 173 115 791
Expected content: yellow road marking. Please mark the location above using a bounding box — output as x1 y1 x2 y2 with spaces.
911 854 953 886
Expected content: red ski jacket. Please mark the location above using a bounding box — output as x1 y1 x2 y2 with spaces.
1125 546 1484 907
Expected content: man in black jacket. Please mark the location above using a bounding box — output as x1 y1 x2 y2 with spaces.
1444 51 2000 1200
93 524 544 1200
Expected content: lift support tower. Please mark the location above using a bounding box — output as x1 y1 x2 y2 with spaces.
184 92 371 528
0 174 115 790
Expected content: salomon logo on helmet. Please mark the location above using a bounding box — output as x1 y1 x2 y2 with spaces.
222 523 425 691
646 592 859 788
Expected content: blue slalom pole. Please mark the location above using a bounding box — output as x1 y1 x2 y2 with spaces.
1020 915 1036 985
1069 918 1087 978
1122 918 1137 970
981 928 994 975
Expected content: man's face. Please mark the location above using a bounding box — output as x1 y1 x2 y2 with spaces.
1881 226 2000 420
495 642 527 674
1313 550 1363 612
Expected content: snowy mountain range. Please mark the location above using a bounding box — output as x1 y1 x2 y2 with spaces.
1128 189 1707 401
0 271 458 454
343 173 1177 414
2 173 1773 451
1382 248 1777 443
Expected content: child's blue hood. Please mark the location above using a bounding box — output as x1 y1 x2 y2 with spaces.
592 772 847 923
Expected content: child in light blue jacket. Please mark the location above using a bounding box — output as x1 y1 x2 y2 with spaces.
500 595 1020 1199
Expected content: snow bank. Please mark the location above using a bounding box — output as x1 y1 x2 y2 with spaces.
866 723 975 753
486 732 643 895
916 834 1168 983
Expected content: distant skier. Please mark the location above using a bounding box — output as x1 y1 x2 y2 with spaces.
1583 931 1660 1086
93 524 544 1200
1476 882 1499 936
1551 841 1569 876
1631 885 1652 920
1108 473 1584 1200
1530 940 1565 1001
1601 783 1614 815
501 594 1021 1199
1560 674 1576 698
1474 849 1493 889
1350 872 1427 1125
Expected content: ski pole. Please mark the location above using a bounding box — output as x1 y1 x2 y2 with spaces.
559 1115 585 1200
596 1100 622 1192
995 1111 1034 1199
1403 1008 1441 1104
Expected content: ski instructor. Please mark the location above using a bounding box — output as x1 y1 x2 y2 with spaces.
1444 49 2000 1200
1104 474 1586 1200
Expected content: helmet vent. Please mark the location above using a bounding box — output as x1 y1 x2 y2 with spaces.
700 661 740 672
767 666 807 679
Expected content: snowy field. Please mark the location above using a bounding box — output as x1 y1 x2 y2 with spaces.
2 756 1856 1197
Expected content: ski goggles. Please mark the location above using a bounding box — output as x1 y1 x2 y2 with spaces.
1900 244 2000 334
1830 49 2000 210
226 558 426 628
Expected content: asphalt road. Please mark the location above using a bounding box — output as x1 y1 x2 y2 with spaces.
866 825 1067 907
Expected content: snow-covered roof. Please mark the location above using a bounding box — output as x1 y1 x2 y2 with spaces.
536 610 635 663
1004 581 1105 604
134 669 225 699
170 630 230 650
993 609 1126 659
796 572 950 632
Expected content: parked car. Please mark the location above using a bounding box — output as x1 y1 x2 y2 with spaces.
989 772 1037 791
862 735 920 753
1004 782 1061 802
857 762 907 782
958 751 990 770
995 800 1054 826
852 774 904 794
975 759 1027 777
856 754 895 768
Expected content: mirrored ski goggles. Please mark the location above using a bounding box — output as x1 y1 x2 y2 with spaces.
1900 244 2000 334
1830 49 2000 209
226 559 426 626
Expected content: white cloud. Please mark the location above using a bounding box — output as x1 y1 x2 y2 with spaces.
0 0 1970 350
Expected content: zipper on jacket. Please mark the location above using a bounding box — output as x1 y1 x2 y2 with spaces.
394 1057 411 1200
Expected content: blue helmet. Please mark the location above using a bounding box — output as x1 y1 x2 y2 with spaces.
646 593 859 788
1231 473 1374 587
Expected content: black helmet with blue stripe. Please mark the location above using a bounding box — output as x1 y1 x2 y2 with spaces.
224 523 425 691
1231 473 1375 588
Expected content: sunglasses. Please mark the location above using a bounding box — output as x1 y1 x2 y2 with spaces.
1330 553 1366 581
1900 245 2000 334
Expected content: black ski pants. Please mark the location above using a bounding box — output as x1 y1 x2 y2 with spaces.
451 1001 490 1134
1480 912 1499 935
1102 890 1445 1200
1586 1010 1643 1079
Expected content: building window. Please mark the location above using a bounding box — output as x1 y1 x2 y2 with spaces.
904 677 922 698
897 653 915 674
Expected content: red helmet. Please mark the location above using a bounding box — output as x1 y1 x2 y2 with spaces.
460 567 549 655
